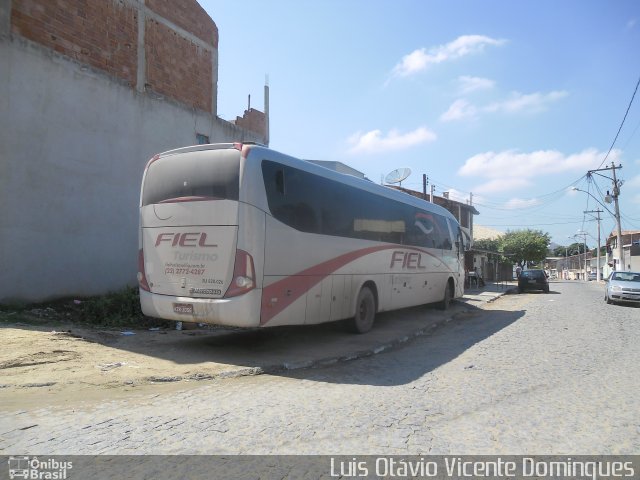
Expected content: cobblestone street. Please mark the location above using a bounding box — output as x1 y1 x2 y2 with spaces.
2 280 639 454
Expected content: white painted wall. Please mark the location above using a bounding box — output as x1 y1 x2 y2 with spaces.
0 39 263 302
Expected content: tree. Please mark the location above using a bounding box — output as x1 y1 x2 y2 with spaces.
500 229 551 268
553 242 589 257
473 237 508 262
473 238 500 254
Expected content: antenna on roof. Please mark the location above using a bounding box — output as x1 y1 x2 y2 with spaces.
384 167 412 187
264 75 270 146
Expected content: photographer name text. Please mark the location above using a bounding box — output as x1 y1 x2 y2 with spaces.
329 457 635 479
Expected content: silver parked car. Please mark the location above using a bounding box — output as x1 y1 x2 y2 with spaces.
605 271 640 305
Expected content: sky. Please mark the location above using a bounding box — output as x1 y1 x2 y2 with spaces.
202 0 640 248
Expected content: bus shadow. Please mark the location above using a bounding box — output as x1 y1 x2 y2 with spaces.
144 302 525 386
139 302 522 386
277 304 524 386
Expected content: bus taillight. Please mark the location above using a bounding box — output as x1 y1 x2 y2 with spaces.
224 249 255 298
138 249 150 292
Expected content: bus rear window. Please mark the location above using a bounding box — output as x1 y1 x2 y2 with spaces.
142 150 240 206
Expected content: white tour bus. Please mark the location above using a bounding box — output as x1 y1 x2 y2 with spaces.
138 143 465 333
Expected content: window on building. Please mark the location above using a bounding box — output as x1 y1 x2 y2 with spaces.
196 133 209 144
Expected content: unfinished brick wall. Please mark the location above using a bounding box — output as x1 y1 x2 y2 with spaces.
10 0 217 113
235 109 267 138
145 18 212 112
11 0 138 86
145 0 218 47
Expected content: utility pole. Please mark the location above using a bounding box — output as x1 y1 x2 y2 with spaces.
584 209 603 281
423 174 427 199
610 163 624 271
469 192 474 250
583 235 588 281
588 163 624 271
430 184 435 203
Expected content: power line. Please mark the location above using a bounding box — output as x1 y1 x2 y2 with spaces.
621 115 640 150
596 73 640 169
481 220 586 227
419 173 590 211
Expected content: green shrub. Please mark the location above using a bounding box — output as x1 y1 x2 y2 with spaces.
1 286 167 329
77 286 144 326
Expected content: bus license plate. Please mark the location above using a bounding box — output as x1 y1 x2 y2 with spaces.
173 303 194 314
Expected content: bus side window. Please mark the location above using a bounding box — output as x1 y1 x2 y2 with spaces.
275 169 286 194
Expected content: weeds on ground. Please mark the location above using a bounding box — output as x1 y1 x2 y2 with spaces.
77 286 143 326
0 287 168 329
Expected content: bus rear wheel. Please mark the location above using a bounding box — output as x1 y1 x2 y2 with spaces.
349 286 376 334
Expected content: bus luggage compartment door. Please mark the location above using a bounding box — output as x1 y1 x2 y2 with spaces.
330 275 352 321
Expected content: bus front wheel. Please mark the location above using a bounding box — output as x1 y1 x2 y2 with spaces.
438 282 452 310
349 286 376 334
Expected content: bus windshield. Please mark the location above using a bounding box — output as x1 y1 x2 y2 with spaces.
142 149 240 205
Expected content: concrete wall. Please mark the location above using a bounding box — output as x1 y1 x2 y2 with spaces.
0 1 264 302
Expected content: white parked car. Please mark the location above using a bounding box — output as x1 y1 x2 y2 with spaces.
605 271 640 305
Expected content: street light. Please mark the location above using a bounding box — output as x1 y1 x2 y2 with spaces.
567 235 588 281
582 212 603 282
572 186 623 274
565 241 576 278
571 187 613 214
574 231 589 281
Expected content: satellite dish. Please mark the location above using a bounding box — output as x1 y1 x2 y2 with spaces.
385 167 412 186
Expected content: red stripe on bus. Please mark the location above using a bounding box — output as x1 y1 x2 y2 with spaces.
259 244 447 325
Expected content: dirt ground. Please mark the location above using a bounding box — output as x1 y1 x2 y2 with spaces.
0 295 341 409
0 320 257 403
